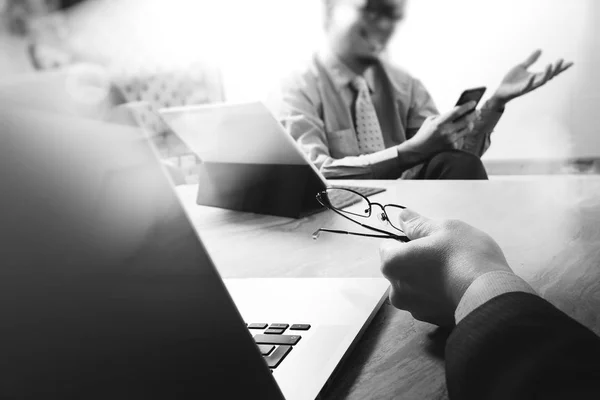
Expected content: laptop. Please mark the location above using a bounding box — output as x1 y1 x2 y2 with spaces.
0 104 390 399
159 101 385 218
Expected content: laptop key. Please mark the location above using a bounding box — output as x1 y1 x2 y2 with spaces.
265 345 292 368
290 324 311 331
264 328 285 335
257 344 275 356
269 323 289 330
254 334 301 346
248 323 268 329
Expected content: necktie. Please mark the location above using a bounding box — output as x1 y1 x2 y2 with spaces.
351 76 386 154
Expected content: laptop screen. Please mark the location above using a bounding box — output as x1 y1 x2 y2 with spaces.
160 101 330 186
0 105 284 399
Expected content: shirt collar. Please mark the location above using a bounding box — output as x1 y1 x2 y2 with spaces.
318 47 376 93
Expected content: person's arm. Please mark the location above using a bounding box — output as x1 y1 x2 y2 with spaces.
456 101 503 157
458 49 575 158
278 77 401 179
405 78 439 140
454 270 534 323
278 74 477 179
379 209 600 399
448 290 600 400
405 78 500 158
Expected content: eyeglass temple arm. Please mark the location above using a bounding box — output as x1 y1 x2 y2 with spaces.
313 228 399 240
316 192 409 242
328 203 407 239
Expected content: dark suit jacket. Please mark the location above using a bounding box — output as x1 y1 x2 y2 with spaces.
446 292 600 399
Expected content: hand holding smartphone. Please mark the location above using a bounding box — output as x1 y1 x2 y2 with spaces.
456 86 486 110
452 86 486 123
412 86 487 155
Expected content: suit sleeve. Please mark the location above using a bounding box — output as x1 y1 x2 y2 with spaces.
446 292 600 400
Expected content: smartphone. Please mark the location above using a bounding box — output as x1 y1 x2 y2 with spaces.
456 86 487 109
453 86 486 122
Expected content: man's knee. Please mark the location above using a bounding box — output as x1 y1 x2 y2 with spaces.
421 150 488 180
431 150 484 169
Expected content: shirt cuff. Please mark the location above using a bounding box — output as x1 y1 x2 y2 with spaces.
368 146 402 177
481 99 506 115
368 146 400 164
455 271 537 324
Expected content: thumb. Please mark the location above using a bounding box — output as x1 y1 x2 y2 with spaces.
398 208 438 240
521 49 542 68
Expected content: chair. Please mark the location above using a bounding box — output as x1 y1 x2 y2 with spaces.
25 9 225 184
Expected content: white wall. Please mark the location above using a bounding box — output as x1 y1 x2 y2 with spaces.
51 0 600 161
388 0 600 160
219 0 600 161
215 0 324 104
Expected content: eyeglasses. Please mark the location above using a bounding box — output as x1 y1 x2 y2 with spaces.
313 188 409 242
360 3 405 23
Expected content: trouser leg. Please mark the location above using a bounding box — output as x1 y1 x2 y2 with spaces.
417 150 488 180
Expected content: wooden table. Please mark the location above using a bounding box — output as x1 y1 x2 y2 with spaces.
176 177 600 400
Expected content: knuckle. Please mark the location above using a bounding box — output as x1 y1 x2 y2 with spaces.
388 286 409 310
409 217 428 236
379 248 397 277
379 259 392 278
441 218 463 232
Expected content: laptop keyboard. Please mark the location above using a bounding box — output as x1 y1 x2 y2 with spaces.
247 322 311 370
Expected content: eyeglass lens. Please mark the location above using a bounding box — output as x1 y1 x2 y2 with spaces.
323 189 405 233
382 205 405 232
323 189 371 218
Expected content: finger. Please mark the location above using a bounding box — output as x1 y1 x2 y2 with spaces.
379 241 411 280
520 49 542 68
448 116 471 132
555 60 574 76
378 210 439 278
542 63 554 83
439 101 477 124
467 120 475 132
397 208 439 240
387 281 414 310
379 238 427 281
452 126 471 141
551 59 564 79
466 110 479 124
531 64 553 90
523 74 536 93
545 60 562 82
558 61 574 74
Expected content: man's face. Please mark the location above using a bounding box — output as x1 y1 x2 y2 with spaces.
326 0 406 62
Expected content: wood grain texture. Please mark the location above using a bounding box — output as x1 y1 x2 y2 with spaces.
176 176 600 399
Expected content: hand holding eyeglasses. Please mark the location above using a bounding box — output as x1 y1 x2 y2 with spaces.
379 208 513 327
313 188 410 242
